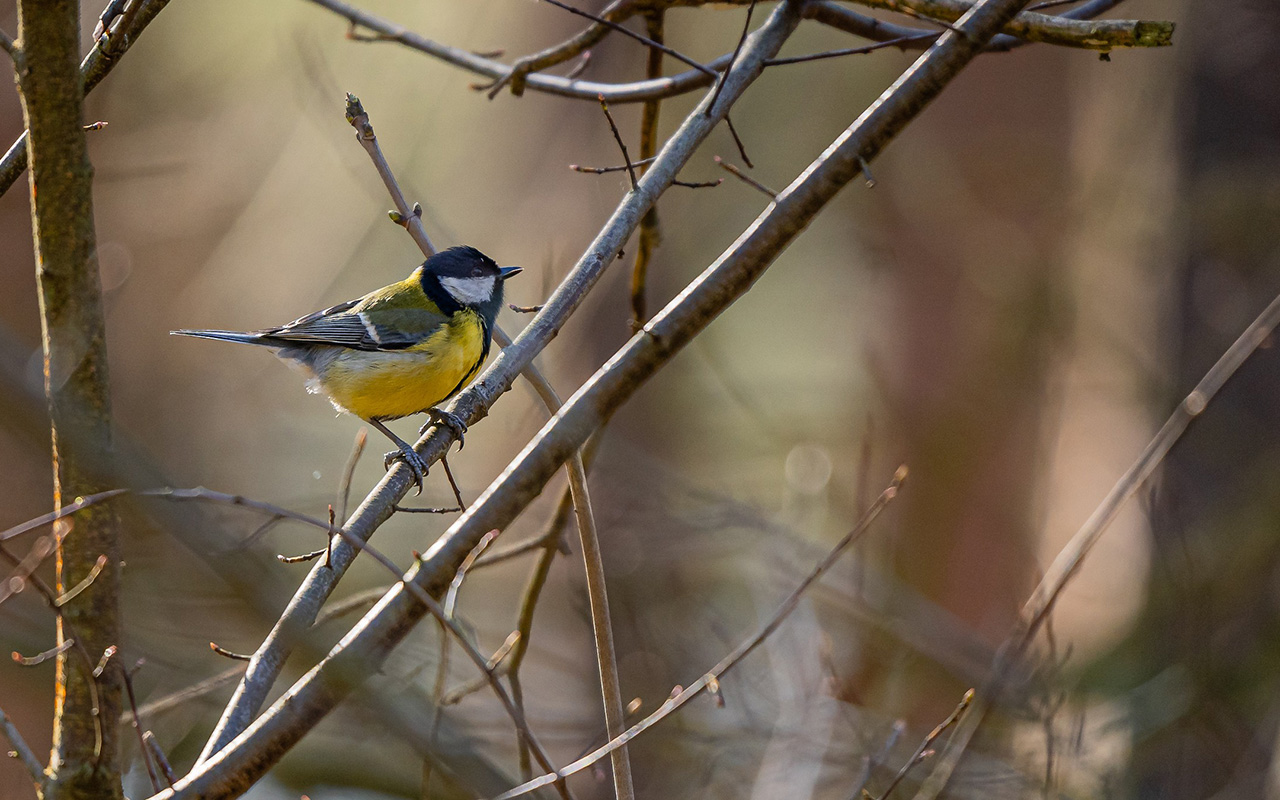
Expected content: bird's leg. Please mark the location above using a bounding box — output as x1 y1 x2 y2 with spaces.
369 419 427 495
419 407 469 450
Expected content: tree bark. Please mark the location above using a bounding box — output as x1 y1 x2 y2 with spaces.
14 1 124 798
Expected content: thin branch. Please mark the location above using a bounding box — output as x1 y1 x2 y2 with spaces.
131 666 245 721
535 0 715 79
571 156 656 174
706 0 757 116
911 290 1280 800
0 703 43 787
495 469 907 799
55 553 108 606
714 156 776 199
597 94 638 190
118 657 162 794
209 643 253 662
765 34 937 65
345 94 436 255
0 488 129 543
673 177 722 189
439 453 468 511
13 639 75 667
848 0 1172 48
724 115 753 169
871 689 973 800
392 504 463 514
486 0 638 97
0 29 16 60
144 731 177 789
340 428 367 522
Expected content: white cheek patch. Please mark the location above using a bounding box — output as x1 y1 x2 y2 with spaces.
440 275 496 306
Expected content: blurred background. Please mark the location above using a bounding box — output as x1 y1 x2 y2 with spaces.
2 1 1278 798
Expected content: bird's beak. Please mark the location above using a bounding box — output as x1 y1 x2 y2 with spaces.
499 266 523 281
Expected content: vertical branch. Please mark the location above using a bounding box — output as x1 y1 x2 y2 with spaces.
15 0 124 797
629 10 665 331
565 460 634 800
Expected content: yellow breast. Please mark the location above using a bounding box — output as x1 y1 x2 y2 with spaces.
317 311 486 421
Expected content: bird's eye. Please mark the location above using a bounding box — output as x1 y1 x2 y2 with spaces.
471 268 484 277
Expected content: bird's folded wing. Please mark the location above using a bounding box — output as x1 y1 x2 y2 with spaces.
260 299 447 352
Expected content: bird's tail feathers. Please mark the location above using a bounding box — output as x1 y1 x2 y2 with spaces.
170 329 270 346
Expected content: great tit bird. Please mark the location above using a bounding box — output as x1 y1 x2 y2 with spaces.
173 245 521 489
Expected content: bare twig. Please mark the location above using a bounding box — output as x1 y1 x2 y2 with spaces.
55 554 108 606
535 0 715 79
345 94 436 255
673 177 722 189
13 639 75 666
0 29 17 60
0 703 43 787
495 468 907 799
440 453 468 511
487 0 637 97
911 290 1280 800
571 156 656 175
765 34 937 65
392 504 463 514
340 428 367 521
715 156 776 199
1027 0 1080 9
598 94 638 190
706 0 757 116
870 689 973 800
300 0 1164 110
277 547 328 563
209 643 253 662
0 488 129 543
630 9 665 329
144 731 178 789
724 115 754 169
118 657 162 794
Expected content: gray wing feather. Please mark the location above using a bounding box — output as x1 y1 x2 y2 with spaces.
258 300 445 352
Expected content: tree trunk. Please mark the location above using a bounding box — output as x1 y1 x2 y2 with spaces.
1132 1 1280 796
15 1 123 797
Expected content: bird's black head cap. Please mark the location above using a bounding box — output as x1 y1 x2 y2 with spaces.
418 245 511 332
